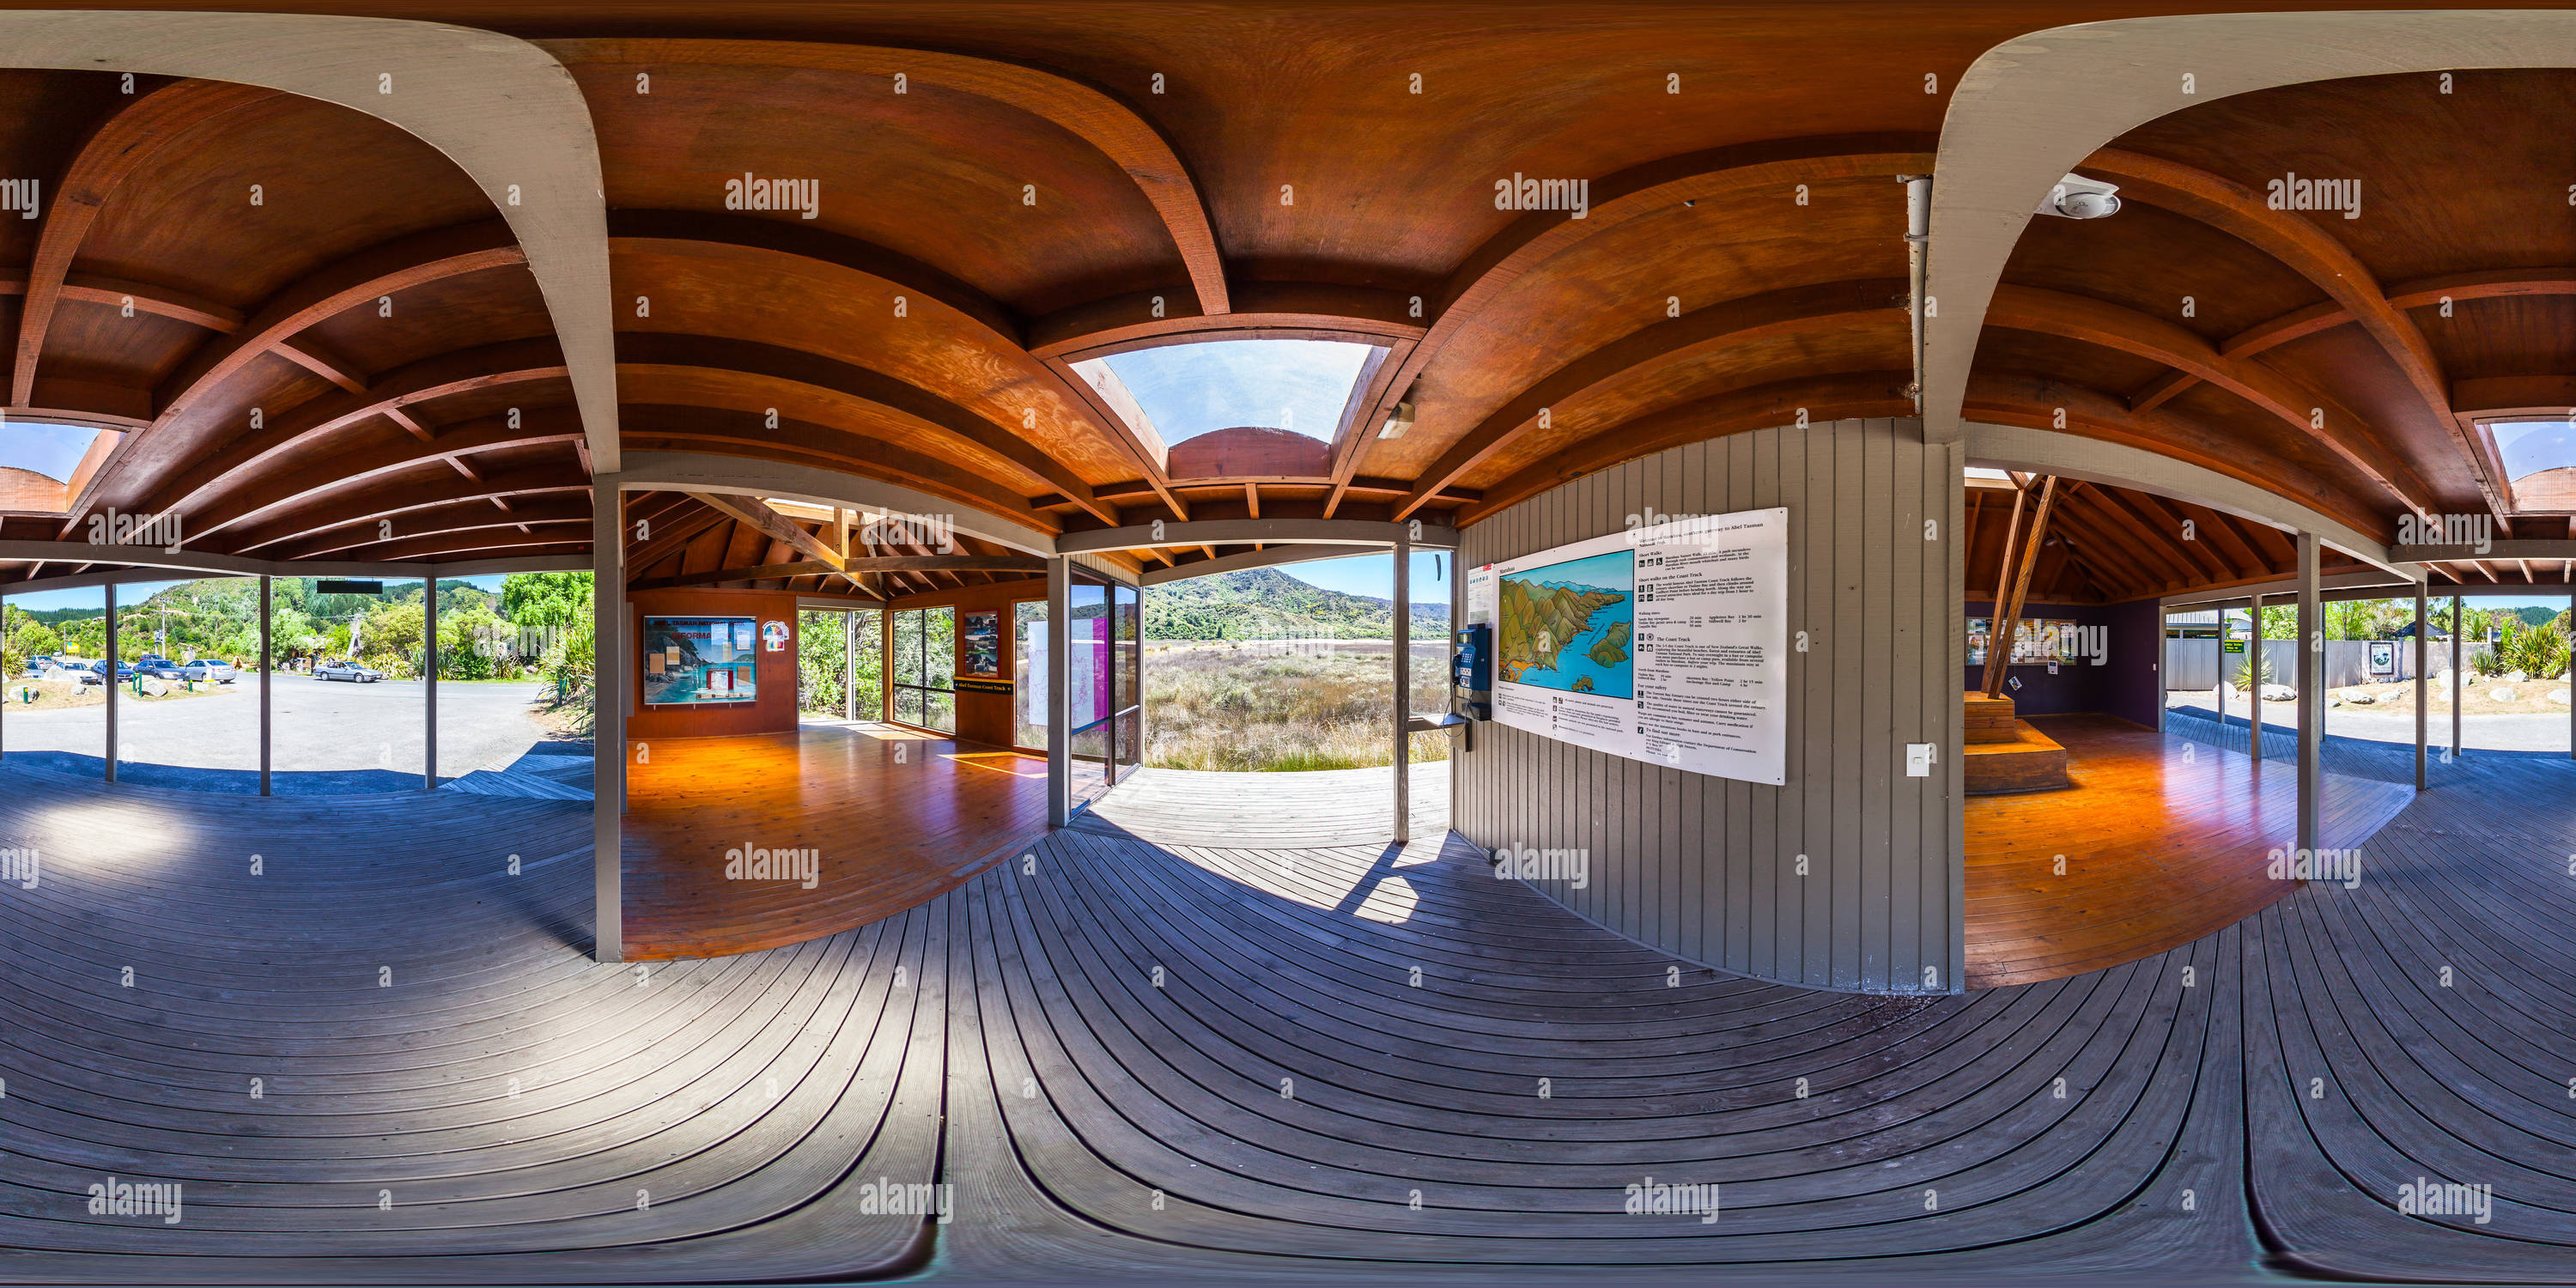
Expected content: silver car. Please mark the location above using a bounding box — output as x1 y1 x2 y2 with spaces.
314 659 383 683
179 659 238 683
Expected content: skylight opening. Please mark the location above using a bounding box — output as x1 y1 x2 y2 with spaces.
2481 419 2576 512
0 421 107 513
1077 338 1377 446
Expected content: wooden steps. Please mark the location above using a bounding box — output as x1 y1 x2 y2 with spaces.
1961 719 2071 794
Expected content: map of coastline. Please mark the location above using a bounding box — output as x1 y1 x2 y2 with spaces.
1498 550 1636 699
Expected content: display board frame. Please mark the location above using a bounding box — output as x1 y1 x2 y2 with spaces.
641 615 760 706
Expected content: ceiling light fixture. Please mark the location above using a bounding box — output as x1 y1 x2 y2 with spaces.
2037 173 2122 220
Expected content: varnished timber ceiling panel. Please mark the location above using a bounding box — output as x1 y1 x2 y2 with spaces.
9 3 2576 595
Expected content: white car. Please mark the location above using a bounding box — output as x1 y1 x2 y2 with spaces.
314 659 383 683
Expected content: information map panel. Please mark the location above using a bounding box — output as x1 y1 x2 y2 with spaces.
641 616 759 706
1467 507 1787 786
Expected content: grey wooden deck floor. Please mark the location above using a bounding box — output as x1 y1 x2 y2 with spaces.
5 746 2576 1283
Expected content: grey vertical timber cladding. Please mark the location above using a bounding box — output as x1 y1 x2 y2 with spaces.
1451 418 1962 993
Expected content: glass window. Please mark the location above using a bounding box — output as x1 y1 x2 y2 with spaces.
889 606 956 736
1013 598 1047 750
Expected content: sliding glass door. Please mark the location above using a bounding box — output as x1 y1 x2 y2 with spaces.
889 605 955 734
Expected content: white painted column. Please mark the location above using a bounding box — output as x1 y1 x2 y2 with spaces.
591 477 624 963
104 582 117 783
2295 532 2321 856
2451 595 2464 761
2249 592 2263 761
2567 589 2573 761
259 574 273 797
2413 585 2426 791
1393 533 1411 846
422 574 438 790
1047 556 1070 827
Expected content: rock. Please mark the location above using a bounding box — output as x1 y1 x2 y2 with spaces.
2343 690 2375 705
2261 683 2297 702
2554 690 2572 707
2435 669 2454 689
2325 694 2342 708
2491 687 2518 702
2504 670 2529 683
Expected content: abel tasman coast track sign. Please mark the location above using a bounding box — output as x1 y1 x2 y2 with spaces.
1469 507 1787 786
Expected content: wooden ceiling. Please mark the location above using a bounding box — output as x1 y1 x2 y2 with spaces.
0 3 2568 598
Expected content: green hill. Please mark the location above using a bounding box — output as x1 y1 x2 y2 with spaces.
1145 566 1450 641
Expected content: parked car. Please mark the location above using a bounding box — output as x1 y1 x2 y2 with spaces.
315 659 383 683
77 660 135 685
23 653 55 675
179 659 238 684
135 658 189 679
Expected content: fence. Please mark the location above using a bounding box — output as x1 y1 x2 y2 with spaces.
2165 637 2489 692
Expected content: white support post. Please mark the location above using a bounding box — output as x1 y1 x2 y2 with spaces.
2413 585 2426 791
843 609 858 723
2451 595 2464 761
260 574 273 797
592 477 624 963
1047 556 1070 827
2296 532 2321 857
104 582 118 783
422 574 438 790
1393 534 1412 846
2250 592 2263 762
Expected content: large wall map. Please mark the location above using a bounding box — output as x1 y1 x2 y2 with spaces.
1470 507 1787 786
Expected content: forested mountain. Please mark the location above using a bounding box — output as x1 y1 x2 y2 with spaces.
1144 567 1450 641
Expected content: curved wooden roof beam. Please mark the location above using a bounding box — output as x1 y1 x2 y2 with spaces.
137 338 568 532
616 332 1114 526
177 406 586 548
1341 135 1931 516
228 466 589 555
617 404 1055 535
1395 276 1904 519
12 78 280 406
2080 149 2506 523
2133 267 2576 412
553 38 1226 315
1 274 246 335
1984 283 2442 519
1457 371 1914 524
269 495 592 561
1965 374 2380 543
606 214 1178 518
70 220 532 532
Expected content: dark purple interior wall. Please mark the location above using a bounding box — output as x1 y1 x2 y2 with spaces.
1963 598 2162 728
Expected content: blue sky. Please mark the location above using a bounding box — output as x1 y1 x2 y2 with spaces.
1097 339 1375 443
1284 552 1451 605
2490 420 2574 480
0 422 103 483
4 573 490 613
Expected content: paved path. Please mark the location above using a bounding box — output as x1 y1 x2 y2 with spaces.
0 676 557 793
2168 690 2573 754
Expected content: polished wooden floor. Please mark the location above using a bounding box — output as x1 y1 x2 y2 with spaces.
621 720 1084 960
1965 714 2413 989
15 739 2576 1281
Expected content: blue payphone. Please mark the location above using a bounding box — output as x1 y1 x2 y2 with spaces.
1453 623 1491 721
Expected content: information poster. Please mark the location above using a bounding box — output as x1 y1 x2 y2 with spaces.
1467 507 1787 785
641 616 759 706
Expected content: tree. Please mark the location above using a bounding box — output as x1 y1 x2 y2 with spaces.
501 571 592 629
437 604 506 679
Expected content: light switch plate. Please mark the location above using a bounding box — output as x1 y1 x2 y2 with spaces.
1905 743 1936 777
